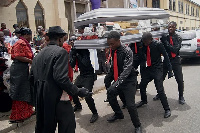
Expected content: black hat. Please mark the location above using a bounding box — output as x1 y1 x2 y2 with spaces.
13 28 20 34
46 26 66 36
19 27 32 35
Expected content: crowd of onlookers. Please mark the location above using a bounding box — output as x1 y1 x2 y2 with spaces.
0 22 109 114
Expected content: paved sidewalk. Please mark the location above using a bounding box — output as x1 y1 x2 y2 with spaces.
0 74 106 133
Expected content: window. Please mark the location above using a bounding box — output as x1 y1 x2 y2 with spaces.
169 0 172 10
178 1 183 13
152 0 160 8
196 9 199 17
193 8 195 16
186 4 187 14
178 1 180 12
173 0 176 11
188 5 190 15
191 7 195 16
191 7 192 15
34 2 45 30
16 0 29 27
181 2 183 13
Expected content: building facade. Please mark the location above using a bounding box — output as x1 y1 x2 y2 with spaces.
143 0 200 30
0 0 199 34
0 0 68 35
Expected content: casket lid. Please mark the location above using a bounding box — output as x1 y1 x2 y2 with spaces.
74 8 170 28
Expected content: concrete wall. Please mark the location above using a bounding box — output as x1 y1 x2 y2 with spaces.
0 0 68 34
107 0 124 8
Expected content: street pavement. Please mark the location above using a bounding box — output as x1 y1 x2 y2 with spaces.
1 58 200 133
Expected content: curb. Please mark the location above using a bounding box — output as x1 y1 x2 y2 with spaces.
0 75 106 133
0 114 36 133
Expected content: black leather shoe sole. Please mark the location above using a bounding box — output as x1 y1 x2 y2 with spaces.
73 106 82 112
9 120 24 124
136 101 147 108
135 126 142 133
179 97 185 105
90 114 99 123
164 110 171 118
153 95 160 101
107 115 124 122
179 100 185 105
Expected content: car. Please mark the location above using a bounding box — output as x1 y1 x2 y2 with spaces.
178 30 200 58
195 30 200 56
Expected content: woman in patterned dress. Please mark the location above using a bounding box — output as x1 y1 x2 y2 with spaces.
9 27 34 123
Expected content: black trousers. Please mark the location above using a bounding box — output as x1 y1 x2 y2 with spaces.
163 57 184 97
73 74 97 114
107 76 141 128
98 59 107 74
55 101 76 133
35 101 75 133
139 67 170 111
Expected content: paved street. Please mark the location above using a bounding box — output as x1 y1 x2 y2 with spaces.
1 58 200 133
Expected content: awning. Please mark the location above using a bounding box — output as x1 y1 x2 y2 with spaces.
74 8 170 28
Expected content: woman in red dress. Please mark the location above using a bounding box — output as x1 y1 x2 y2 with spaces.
9 27 34 123
63 35 74 100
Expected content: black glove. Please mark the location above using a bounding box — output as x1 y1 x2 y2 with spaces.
107 85 117 95
77 87 92 97
168 71 174 79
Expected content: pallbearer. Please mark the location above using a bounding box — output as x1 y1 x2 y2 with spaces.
104 31 142 133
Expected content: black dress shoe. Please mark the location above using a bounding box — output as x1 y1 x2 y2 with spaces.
136 101 147 108
153 94 160 101
164 110 171 118
107 114 124 122
135 126 142 133
73 105 82 112
121 104 127 109
179 97 185 105
90 113 99 123
9 120 24 124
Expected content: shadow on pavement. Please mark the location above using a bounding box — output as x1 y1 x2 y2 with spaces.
137 93 191 130
76 93 191 133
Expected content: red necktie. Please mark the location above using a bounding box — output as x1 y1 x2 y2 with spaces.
75 59 78 72
170 36 176 58
147 46 151 66
169 36 176 58
135 42 137 54
113 50 118 81
107 48 112 64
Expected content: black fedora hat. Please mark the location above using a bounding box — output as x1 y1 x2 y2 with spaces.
46 26 66 36
13 28 20 34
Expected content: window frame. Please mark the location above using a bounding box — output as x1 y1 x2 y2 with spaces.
16 0 29 28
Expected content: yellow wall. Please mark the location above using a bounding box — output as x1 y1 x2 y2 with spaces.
0 0 68 34
147 0 200 30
